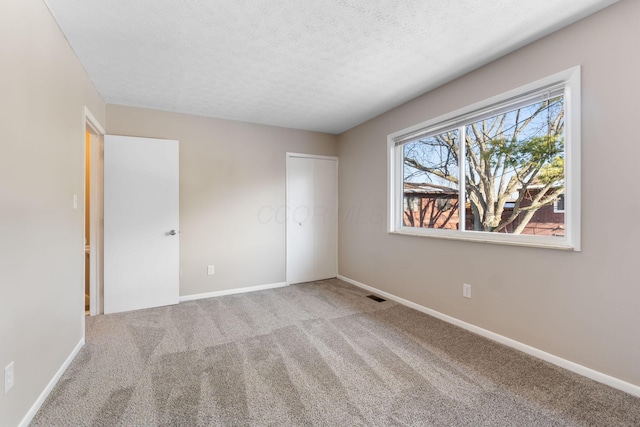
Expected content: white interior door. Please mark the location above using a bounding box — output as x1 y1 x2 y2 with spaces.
314 158 338 279
287 156 315 284
286 154 337 285
104 135 179 314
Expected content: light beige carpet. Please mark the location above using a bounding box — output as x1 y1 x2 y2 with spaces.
31 279 640 426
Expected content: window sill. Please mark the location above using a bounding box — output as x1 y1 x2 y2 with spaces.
389 228 577 251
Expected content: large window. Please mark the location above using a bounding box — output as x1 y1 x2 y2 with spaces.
388 68 580 250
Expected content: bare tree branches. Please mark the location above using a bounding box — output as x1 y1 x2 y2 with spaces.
403 97 565 234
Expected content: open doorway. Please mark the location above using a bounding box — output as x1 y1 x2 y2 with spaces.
84 107 105 316
84 130 91 314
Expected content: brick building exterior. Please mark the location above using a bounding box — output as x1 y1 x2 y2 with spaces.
403 183 564 236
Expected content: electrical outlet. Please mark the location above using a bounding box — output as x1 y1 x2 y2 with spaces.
5 361 14 394
207 265 215 276
463 283 472 299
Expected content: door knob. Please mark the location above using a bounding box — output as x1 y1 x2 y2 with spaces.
169 230 178 235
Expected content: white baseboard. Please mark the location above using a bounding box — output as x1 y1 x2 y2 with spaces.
19 338 85 427
337 274 640 398
179 282 288 302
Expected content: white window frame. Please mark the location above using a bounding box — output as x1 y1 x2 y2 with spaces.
387 67 581 251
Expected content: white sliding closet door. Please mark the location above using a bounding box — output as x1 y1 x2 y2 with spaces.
313 158 338 280
287 157 315 284
286 154 338 285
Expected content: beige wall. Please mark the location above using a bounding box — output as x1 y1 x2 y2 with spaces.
338 0 640 387
0 1 105 426
106 105 338 297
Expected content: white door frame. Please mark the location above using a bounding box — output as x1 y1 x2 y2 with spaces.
83 106 105 316
285 152 338 285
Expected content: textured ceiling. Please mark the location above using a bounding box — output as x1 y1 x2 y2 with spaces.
44 0 617 134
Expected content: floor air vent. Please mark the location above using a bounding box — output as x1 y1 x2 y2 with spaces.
366 295 386 302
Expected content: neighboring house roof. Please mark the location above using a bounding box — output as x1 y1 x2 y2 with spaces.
405 182 564 200
404 182 458 195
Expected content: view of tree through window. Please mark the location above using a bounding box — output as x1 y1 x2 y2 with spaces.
403 96 565 237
